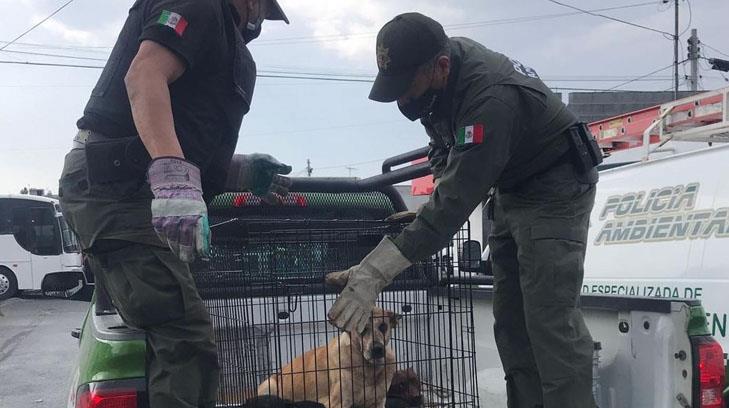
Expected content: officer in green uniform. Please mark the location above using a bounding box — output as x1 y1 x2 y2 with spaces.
327 13 602 408
58 1 291 407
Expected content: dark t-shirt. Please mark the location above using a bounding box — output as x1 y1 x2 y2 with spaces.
77 0 255 198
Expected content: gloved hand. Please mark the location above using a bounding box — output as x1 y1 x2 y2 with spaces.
148 157 210 263
226 153 292 205
384 211 416 223
327 237 411 333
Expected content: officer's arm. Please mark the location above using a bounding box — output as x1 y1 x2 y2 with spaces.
426 130 449 181
125 40 186 159
393 96 518 262
129 1 216 159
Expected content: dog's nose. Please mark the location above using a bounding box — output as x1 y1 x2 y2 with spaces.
371 344 385 358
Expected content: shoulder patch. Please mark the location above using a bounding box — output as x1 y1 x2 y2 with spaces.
456 123 484 145
158 10 188 36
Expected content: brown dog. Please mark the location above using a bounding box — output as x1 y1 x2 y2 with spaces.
257 307 400 408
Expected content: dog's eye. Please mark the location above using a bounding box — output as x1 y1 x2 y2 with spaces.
378 323 388 333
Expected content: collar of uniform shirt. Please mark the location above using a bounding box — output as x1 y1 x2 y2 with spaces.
227 2 242 27
429 38 462 121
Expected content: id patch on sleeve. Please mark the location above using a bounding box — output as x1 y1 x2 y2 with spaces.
456 123 484 146
158 10 188 36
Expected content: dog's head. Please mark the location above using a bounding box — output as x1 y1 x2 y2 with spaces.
355 306 400 365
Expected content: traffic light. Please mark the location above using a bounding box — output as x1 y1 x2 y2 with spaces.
709 58 729 72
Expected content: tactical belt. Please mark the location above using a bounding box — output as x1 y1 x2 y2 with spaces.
72 129 112 149
499 123 601 192
74 129 151 184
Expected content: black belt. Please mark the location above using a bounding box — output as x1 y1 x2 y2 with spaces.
72 129 119 148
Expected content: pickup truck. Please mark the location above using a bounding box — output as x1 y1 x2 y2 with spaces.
65 150 725 408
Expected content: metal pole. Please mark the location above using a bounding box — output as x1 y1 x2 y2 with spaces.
674 0 679 98
689 28 699 91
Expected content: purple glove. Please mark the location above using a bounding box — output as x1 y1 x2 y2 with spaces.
148 157 210 263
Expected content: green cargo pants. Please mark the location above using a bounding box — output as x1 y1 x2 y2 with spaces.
489 161 597 408
59 148 219 408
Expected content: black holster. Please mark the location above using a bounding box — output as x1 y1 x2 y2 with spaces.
85 135 151 185
566 123 603 173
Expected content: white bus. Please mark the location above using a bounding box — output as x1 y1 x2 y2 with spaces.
0 194 89 300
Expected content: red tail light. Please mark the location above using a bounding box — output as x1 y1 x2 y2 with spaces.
692 336 725 408
75 380 145 408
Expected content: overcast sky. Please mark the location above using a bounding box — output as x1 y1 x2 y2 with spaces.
0 0 727 194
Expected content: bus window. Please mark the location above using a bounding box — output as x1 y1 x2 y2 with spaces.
59 216 80 253
11 206 62 256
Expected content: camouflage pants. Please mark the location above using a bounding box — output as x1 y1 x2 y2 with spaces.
59 148 219 408
490 162 597 408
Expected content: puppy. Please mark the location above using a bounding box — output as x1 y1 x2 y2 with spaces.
258 307 400 408
386 368 423 408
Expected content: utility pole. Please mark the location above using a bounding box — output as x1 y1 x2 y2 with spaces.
687 28 700 91
345 166 357 177
305 159 313 177
673 0 679 99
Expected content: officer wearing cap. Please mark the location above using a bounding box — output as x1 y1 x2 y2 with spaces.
59 1 290 407
327 12 601 408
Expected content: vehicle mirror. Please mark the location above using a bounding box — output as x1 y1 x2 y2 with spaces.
459 240 483 272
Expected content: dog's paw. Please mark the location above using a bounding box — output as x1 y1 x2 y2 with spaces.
325 270 351 288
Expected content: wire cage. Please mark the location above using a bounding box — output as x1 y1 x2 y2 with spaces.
192 198 479 408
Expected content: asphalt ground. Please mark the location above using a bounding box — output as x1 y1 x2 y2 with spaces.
0 295 88 408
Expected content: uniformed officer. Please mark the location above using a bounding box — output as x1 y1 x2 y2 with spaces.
58 1 291 407
327 13 601 408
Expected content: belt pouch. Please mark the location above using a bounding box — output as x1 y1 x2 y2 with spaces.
85 136 150 185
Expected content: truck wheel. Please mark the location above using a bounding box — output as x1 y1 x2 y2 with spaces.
0 267 18 300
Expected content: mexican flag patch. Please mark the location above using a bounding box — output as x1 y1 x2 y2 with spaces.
158 10 188 36
456 123 485 145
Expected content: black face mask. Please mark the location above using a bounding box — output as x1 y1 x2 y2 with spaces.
242 23 262 43
397 88 440 121
242 1 264 44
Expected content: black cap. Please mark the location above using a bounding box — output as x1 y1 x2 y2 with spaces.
369 13 448 102
266 0 289 24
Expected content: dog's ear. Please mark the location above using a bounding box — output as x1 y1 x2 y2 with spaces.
390 312 402 328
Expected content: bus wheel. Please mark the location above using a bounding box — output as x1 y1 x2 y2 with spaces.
0 267 18 300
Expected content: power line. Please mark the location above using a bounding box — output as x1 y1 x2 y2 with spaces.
0 60 102 69
243 120 404 137
0 59 683 93
0 40 112 52
0 1 659 50
545 0 673 37
0 49 108 61
315 157 391 171
702 42 729 59
254 2 658 46
0 0 75 51
607 62 681 90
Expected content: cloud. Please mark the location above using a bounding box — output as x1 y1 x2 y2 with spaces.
280 0 464 64
36 17 95 44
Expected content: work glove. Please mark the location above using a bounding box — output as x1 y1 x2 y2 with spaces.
148 157 210 263
226 153 292 205
327 237 411 333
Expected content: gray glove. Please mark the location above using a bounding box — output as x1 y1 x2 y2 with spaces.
327 237 411 333
225 153 292 204
148 157 210 263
